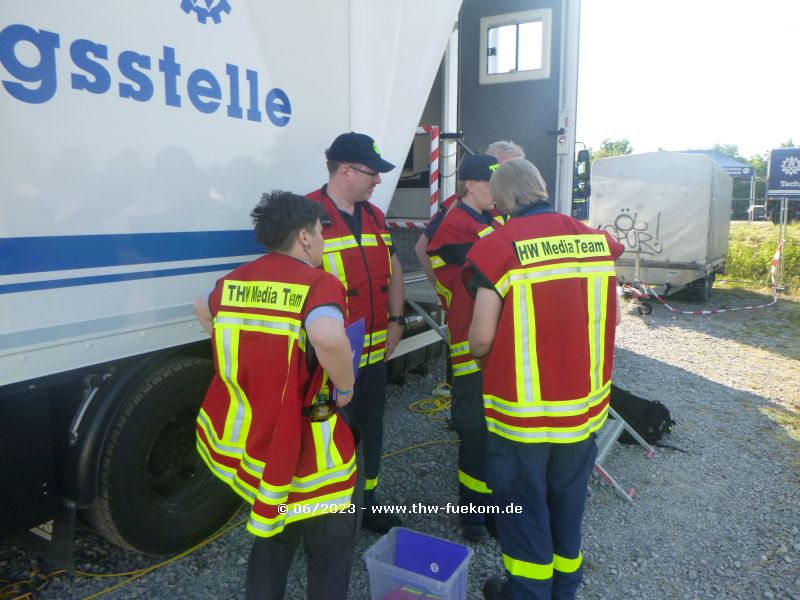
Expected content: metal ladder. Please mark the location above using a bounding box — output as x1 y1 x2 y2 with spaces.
593 406 655 503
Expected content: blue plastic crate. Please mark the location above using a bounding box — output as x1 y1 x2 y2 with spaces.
363 527 473 600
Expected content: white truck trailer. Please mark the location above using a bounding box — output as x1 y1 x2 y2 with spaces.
589 152 733 302
1 0 582 567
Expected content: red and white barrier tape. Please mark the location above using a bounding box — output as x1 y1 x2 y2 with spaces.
622 240 784 316
386 220 429 230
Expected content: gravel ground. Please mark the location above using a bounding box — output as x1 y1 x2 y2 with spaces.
1 285 798 599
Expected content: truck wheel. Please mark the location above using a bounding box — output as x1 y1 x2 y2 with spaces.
692 277 712 302
84 357 241 554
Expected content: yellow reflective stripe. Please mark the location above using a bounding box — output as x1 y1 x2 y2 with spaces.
369 330 387 345
365 477 378 491
497 260 616 297
322 250 348 290
361 234 379 247
494 215 507 225
514 234 610 266
196 438 258 504
359 353 369 368
458 469 492 494
553 551 582 574
323 236 358 252
503 553 553 580
587 276 609 392
429 255 446 269
486 406 608 444
380 233 393 246
484 382 610 416
452 359 479 376
478 226 495 238
449 341 470 357
368 349 385 364
215 326 253 443
434 280 452 307
513 284 540 405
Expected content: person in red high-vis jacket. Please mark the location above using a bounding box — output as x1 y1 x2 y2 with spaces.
307 132 406 534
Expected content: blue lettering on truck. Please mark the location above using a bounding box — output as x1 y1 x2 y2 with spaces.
0 24 292 127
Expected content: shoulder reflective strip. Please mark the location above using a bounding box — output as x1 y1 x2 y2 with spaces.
365 477 378 491
380 233 393 246
587 276 610 392
217 327 252 443
449 341 470 356
458 469 492 494
494 215 506 225
553 551 582 574
483 383 611 416
290 458 356 493
503 553 553 580
452 361 479 377
514 234 610 266
430 255 446 269
478 226 495 238
435 280 452 306
323 236 358 253
323 251 348 290
513 285 540 405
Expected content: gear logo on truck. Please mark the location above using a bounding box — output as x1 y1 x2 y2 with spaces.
181 0 232 25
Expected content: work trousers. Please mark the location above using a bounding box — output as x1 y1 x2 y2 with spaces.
450 370 491 525
485 434 597 600
244 423 364 600
345 360 387 507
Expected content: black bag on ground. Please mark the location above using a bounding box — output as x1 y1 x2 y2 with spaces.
609 384 675 444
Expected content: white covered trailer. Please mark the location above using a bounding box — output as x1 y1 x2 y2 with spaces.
589 152 733 301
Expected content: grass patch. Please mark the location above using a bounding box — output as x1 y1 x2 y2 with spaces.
726 222 799 287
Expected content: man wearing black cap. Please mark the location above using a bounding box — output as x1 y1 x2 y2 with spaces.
426 154 505 542
307 132 405 534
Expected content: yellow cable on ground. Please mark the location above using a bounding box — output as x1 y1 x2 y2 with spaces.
407 381 451 421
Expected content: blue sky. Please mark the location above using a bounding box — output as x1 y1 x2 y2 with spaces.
576 0 800 159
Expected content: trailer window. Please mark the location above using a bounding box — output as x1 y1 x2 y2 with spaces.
480 9 551 85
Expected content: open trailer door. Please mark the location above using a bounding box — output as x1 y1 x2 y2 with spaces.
458 0 579 214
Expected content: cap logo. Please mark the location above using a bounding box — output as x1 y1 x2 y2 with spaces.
373 142 380 155
489 163 500 172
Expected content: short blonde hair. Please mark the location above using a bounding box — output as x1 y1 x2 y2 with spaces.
486 140 525 163
490 159 548 214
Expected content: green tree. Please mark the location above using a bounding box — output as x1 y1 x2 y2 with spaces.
748 153 768 177
591 138 633 161
713 143 746 163
780 138 795 148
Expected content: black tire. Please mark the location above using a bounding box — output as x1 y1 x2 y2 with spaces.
84 357 241 554
637 302 653 316
692 277 712 302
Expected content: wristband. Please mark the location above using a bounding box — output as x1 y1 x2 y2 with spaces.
335 387 353 396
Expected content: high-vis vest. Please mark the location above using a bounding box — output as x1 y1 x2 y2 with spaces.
466 211 624 444
307 187 393 368
427 204 504 377
196 253 356 538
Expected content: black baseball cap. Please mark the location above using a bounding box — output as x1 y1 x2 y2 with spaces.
326 132 395 173
459 154 499 181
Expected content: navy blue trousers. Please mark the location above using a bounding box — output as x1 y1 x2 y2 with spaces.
485 434 597 600
450 371 491 525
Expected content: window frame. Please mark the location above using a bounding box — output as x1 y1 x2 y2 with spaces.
478 8 552 85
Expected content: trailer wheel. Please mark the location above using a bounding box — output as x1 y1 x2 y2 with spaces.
637 302 653 316
692 277 713 302
84 357 241 554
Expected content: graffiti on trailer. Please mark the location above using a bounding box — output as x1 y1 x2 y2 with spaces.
599 208 663 255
